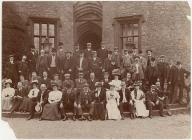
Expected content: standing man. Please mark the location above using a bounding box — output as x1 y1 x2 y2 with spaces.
73 44 80 62
5 55 18 87
18 55 29 80
132 56 145 82
175 61 190 104
28 46 38 74
63 51 74 77
112 47 122 68
74 51 89 79
48 48 59 78
84 42 93 60
36 49 49 76
157 55 168 90
57 42 65 73
97 42 108 64
89 51 103 80
122 49 133 77
103 51 113 77
146 49 153 66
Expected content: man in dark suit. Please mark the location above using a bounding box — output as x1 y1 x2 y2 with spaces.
112 47 122 68
119 81 132 119
47 48 59 78
89 51 103 80
72 44 80 63
74 51 89 79
175 61 190 104
57 42 65 73
5 55 18 87
62 51 74 78
167 60 177 103
146 49 153 66
84 42 93 60
92 82 106 120
18 55 29 80
10 82 28 116
157 55 168 90
97 42 108 64
28 47 38 74
39 71 51 90
145 57 159 87
75 71 87 90
87 72 98 91
36 49 49 76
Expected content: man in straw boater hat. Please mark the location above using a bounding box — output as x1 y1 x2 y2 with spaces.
40 82 66 121
92 82 106 120
74 83 94 121
146 84 166 118
62 73 75 90
5 54 18 87
89 50 103 80
130 81 149 118
27 80 40 120
75 70 87 90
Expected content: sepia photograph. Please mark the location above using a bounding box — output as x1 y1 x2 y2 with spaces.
1 0 191 139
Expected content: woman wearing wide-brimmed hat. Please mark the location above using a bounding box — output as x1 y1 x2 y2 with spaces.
111 69 122 91
2 79 15 111
130 81 149 118
106 81 121 120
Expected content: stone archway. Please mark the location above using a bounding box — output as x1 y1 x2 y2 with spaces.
73 2 102 50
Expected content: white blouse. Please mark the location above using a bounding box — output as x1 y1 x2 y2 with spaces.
2 87 15 98
28 88 39 98
111 80 122 91
48 90 63 104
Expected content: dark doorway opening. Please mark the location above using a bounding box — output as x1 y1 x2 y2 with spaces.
78 32 102 50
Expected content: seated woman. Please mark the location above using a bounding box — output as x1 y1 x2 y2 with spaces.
2 79 15 111
130 82 149 118
111 69 122 91
40 82 64 121
106 81 121 120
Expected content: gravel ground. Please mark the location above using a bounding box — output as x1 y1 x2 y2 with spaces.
2 114 191 139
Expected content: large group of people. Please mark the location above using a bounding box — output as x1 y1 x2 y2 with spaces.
2 42 190 121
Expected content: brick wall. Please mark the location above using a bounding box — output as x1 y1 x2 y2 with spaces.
3 1 190 70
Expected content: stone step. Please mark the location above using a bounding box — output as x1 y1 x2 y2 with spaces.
2 106 190 119
168 104 187 109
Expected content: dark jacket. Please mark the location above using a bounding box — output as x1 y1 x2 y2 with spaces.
119 88 131 103
92 88 106 103
87 78 98 91
37 90 49 103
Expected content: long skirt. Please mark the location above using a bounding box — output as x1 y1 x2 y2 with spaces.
19 97 31 112
2 97 13 111
134 100 149 117
106 100 121 120
93 102 105 120
41 103 61 121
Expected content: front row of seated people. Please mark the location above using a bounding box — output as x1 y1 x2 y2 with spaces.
2 74 171 121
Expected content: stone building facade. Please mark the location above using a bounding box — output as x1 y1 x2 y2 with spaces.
2 1 190 69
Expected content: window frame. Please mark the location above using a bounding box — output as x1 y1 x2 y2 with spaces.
30 17 59 52
114 15 144 52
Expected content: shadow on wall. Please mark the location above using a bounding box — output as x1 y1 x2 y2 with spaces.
2 2 31 75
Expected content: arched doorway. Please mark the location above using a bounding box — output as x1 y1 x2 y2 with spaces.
74 2 102 50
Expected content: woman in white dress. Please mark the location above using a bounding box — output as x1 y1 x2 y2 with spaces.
130 82 149 118
2 79 15 111
111 69 122 91
106 81 121 120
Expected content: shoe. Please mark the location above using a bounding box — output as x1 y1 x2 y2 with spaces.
72 116 76 121
160 114 166 117
87 115 92 121
167 111 172 116
39 118 42 121
121 114 125 120
79 116 85 121
149 115 152 119
27 115 32 120
62 116 67 121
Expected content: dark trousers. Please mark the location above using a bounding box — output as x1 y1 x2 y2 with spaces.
62 102 75 115
176 83 184 103
160 78 165 90
119 102 135 114
28 98 38 117
75 103 94 116
49 67 57 78
93 102 105 120
147 101 164 116
10 98 23 114
168 83 177 103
